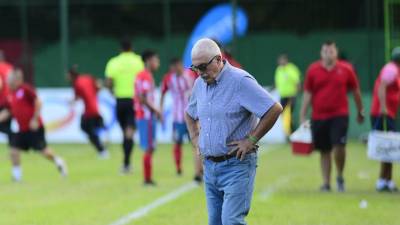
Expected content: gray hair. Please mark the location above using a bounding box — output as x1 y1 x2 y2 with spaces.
191 38 222 61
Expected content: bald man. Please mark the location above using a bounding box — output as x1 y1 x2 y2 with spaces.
185 38 282 225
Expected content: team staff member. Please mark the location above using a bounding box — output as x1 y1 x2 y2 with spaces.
370 47 400 192
0 69 67 181
68 66 109 159
105 38 144 173
186 38 282 225
134 50 162 185
300 41 364 192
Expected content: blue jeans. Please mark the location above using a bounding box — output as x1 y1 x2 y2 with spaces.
203 153 257 225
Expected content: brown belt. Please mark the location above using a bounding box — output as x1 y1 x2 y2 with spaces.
205 146 258 163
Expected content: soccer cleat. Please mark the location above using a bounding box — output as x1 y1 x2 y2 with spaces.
144 180 157 186
120 165 132 175
177 169 182 176
376 179 389 192
387 180 399 192
11 166 22 182
56 159 68 177
320 184 331 192
337 177 345 192
98 150 110 160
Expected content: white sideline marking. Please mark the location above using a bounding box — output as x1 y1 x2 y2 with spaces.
108 182 197 225
108 145 277 225
357 171 370 180
259 176 291 201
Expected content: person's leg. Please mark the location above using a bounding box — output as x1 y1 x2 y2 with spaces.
10 147 22 181
143 149 153 184
331 116 349 192
172 122 183 175
41 147 68 177
320 151 332 190
203 159 223 225
312 119 331 191
10 132 24 182
333 145 345 178
333 145 346 192
141 119 156 184
116 99 135 172
123 126 134 168
81 116 106 154
32 128 67 176
289 96 297 131
221 154 257 225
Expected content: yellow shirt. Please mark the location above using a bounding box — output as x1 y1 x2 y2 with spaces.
274 62 301 98
105 52 144 98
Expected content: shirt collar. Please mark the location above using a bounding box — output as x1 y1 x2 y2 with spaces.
214 60 229 84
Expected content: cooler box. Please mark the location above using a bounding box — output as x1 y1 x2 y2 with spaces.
289 121 313 156
291 141 313 155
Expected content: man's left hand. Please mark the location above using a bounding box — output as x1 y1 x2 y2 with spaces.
227 139 257 161
357 111 365 124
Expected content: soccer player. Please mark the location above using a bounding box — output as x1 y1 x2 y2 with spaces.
105 38 144 173
0 69 67 181
300 41 364 192
0 50 14 145
67 65 109 159
160 58 203 182
370 47 400 192
134 50 162 185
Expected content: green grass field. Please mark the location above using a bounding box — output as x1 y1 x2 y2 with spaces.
0 141 399 225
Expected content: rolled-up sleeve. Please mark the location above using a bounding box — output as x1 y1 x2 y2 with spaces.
238 76 276 118
186 82 198 120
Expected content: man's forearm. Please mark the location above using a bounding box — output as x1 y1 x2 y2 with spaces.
32 99 41 121
353 88 364 113
378 82 387 113
299 91 311 122
185 112 199 148
248 103 283 141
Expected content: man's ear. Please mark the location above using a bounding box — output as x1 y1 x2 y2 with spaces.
217 55 223 63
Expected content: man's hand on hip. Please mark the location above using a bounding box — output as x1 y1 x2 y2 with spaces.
227 139 257 161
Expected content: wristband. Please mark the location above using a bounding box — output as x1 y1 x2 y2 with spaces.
247 135 258 144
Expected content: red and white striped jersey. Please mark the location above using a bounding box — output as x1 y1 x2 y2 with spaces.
161 69 196 123
135 69 156 120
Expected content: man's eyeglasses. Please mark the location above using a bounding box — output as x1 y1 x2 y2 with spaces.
190 55 218 73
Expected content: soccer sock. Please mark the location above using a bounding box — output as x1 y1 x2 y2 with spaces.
174 143 182 172
12 166 22 181
123 138 133 167
143 150 153 182
54 156 63 166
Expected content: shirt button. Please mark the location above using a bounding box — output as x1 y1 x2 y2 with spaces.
206 133 209 136
208 102 211 105
208 118 210 121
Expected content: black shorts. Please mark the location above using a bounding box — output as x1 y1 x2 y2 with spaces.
116 98 135 130
311 116 349 152
370 115 396 132
11 127 47 151
81 115 104 134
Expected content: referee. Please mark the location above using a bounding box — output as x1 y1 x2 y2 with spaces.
105 38 144 173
